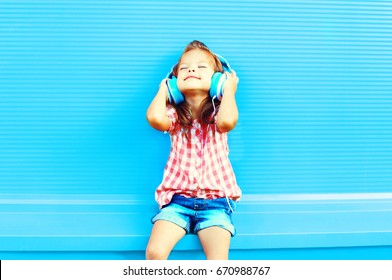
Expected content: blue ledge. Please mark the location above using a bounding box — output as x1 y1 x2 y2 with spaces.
1 193 392 259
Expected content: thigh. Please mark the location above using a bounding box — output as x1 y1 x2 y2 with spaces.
197 226 231 260
146 220 186 260
194 204 236 237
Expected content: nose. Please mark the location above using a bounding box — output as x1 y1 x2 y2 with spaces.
188 65 196 72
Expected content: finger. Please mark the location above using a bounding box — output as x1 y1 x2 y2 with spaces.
231 70 239 83
225 71 235 79
226 70 238 84
160 78 169 88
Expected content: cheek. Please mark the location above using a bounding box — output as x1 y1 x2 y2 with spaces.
205 71 215 80
176 79 188 92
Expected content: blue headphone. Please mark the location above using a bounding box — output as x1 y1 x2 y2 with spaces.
165 54 233 104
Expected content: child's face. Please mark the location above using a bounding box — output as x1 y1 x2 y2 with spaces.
176 49 215 96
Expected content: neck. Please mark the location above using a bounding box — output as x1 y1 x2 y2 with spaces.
185 94 208 120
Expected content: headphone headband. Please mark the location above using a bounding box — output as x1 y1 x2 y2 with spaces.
215 53 232 73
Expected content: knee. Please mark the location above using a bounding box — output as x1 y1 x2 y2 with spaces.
145 244 170 260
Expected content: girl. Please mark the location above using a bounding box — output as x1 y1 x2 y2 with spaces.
146 40 241 260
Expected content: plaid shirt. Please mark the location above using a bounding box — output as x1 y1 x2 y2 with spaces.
155 106 242 208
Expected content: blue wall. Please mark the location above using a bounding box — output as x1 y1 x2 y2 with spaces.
1 0 392 259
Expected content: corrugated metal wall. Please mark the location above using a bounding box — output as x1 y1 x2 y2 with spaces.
1 0 391 197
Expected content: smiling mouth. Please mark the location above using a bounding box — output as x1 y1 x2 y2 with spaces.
184 76 200 80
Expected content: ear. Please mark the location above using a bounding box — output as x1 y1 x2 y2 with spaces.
210 72 226 101
166 64 185 104
209 54 233 100
166 76 184 104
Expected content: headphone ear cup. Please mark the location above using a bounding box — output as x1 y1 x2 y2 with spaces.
166 77 184 104
210 72 227 100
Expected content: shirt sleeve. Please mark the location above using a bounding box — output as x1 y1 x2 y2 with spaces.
166 105 178 134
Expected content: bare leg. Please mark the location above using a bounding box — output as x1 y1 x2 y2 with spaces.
197 226 231 260
145 220 186 260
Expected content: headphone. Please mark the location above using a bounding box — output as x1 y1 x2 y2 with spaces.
165 54 233 104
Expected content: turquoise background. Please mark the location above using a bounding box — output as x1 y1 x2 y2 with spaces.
1 0 392 259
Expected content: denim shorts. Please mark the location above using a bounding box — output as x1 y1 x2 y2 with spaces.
151 195 237 236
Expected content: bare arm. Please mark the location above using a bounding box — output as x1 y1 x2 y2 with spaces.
216 70 239 132
146 79 171 131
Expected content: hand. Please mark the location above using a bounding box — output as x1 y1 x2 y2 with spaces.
223 70 239 95
159 78 169 90
158 78 169 101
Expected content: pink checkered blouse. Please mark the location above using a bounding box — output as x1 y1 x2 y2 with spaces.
155 105 242 208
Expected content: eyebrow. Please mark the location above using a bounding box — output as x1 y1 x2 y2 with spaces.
179 61 210 67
